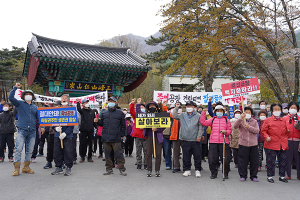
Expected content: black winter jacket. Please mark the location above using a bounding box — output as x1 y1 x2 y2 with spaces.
0 111 16 134
77 102 96 132
97 107 126 143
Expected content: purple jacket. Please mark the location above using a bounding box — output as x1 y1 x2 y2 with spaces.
136 104 164 144
126 120 134 136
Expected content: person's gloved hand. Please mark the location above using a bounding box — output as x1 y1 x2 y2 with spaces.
59 132 66 140
55 127 62 132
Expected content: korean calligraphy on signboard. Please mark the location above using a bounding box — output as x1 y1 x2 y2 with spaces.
221 77 260 98
153 91 247 105
136 113 171 128
64 81 113 93
38 107 79 127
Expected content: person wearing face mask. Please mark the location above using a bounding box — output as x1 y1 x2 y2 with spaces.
130 98 147 170
261 103 289 183
197 106 203 114
43 100 60 169
0 103 16 162
283 101 300 180
202 109 212 162
281 103 289 117
207 97 229 118
94 96 127 176
161 103 175 170
233 107 259 182
250 100 271 119
172 101 204 178
51 94 74 176
229 110 242 168
123 108 128 115
124 113 135 157
162 102 183 173
76 98 97 163
136 99 164 177
257 110 268 172
200 105 232 179
9 83 39 176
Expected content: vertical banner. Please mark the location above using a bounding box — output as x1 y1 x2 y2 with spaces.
228 106 235 119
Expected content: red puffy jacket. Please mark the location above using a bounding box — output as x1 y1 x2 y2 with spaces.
130 103 146 139
261 116 289 151
283 114 300 139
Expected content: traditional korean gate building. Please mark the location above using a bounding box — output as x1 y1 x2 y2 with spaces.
23 33 151 97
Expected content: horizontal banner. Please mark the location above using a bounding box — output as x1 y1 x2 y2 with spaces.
153 91 247 105
221 77 260 98
37 107 78 127
136 112 170 128
14 90 107 106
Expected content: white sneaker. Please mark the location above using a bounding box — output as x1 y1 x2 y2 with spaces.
195 170 201 178
183 170 191 177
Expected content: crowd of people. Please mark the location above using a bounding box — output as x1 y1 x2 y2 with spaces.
1 83 300 183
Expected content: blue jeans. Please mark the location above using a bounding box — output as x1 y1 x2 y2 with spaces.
163 137 172 168
14 129 36 163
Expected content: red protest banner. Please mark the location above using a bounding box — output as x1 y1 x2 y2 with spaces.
221 77 260 98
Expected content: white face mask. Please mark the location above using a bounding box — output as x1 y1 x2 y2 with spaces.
260 105 266 110
178 109 182 114
235 114 241 119
298 113 300 117
123 111 127 114
186 107 193 113
61 102 68 106
260 116 266 121
283 109 288 114
273 111 281 117
3 107 9 111
289 109 297 115
84 103 89 108
206 111 209 115
170 109 174 113
245 114 251 119
25 95 32 101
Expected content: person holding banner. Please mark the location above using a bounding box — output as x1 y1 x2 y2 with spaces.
94 96 127 176
9 83 39 176
261 103 289 183
136 98 164 177
201 105 232 179
233 107 260 182
172 101 204 178
130 98 147 170
51 94 74 176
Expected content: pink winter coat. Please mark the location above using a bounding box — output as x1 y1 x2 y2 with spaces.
200 112 232 144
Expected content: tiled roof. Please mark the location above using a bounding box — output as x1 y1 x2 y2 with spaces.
27 33 150 69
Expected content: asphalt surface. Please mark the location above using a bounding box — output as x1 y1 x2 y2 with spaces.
0 142 299 200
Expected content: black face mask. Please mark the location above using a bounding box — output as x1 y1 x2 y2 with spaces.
198 110 202 114
149 107 157 113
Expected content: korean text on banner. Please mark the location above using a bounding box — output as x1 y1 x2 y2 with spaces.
153 91 247 105
38 107 79 127
14 90 107 106
221 77 260 98
136 113 171 128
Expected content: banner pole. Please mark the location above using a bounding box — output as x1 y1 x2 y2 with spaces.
241 96 246 124
152 131 156 158
59 125 64 149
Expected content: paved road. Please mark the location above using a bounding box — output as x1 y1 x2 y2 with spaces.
0 143 299 200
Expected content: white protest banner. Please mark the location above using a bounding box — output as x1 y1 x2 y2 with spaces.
153 91 247 105
14 89 107 106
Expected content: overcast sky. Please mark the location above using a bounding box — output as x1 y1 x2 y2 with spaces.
0 0 169 49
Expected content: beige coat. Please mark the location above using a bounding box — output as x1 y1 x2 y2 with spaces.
230 118 239 149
